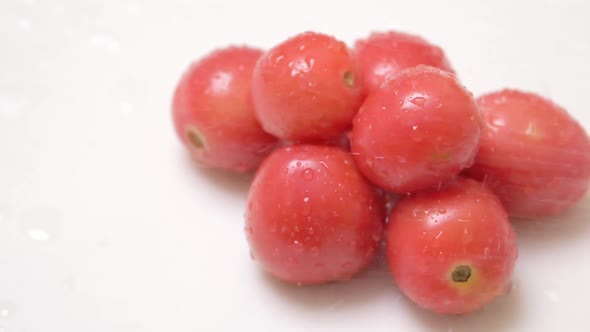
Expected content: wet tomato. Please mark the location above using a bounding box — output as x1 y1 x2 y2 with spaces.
246 145 385 284
386 177 517 314
172 46 278 172
464 89 590 218
252 32 363 142
351 66 481 193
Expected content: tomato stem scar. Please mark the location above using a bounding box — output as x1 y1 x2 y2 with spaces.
452 265 472 283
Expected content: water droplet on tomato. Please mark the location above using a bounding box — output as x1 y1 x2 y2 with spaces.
410 96 427 107
293 240 304 253
310 246 320 256
341 262 352 269
438 208 447 214
372 232 382 243
364 247 376 259
296 161 302 167
302 168 314 180
412 208 422 217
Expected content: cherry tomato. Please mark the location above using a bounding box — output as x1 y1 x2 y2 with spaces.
353 31 454 95
464 89 590 218
252 32 363 142
172 46 278 172
386 177 517 315
246 145 385 285
350 65 481 193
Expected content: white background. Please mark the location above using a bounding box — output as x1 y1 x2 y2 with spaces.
1 0 589 331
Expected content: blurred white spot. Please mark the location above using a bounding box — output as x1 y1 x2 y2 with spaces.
16 18 32 31
120 101 134 115
209 72 232 94
19 208 62 242
543 289 560 303
0 301 15 318
90 34 120 52
289 58 314 76
491 118 506 127
0 94 26 117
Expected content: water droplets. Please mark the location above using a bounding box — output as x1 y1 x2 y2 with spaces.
396 156 407 164
438 208 447 214
293 240 304 253
409 96 427 107
310 246 320 257
302 168 314 181
412 125 419 131
341 262 353 269
19 208 62 242
371 232 382 243
287 257 297 266
302 197 312 216
289 58 314 76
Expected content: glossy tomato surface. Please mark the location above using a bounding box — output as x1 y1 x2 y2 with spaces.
246 145 385 284
353 31 454 95
172 46 278 172
252 32 363 142
350 66 481 193
464 89 590 218
386 177 517 314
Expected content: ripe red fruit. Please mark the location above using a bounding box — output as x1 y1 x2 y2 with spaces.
353 31 454 95
350 66 481 193
252 32 363 142
172 46 278 172
464 89 590 218
246 145 385 285
386 177 517 315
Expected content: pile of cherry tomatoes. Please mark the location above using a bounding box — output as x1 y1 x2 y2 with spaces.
172 30 590 315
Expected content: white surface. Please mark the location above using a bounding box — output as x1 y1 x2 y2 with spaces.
1 0 589 331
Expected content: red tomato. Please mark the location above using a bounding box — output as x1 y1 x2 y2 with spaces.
246 145 385 285
252 32 363 142
386 177 517 315
172 46 278 172
353 31 454 95
464 89 590 218
350 66 481 193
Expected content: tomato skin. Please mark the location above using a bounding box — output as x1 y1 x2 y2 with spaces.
353 31 454 95
464 89 590 218
350 66 481 193
386 177 517 315
172 46 278 172
246 145 385 285
252 32 363 142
